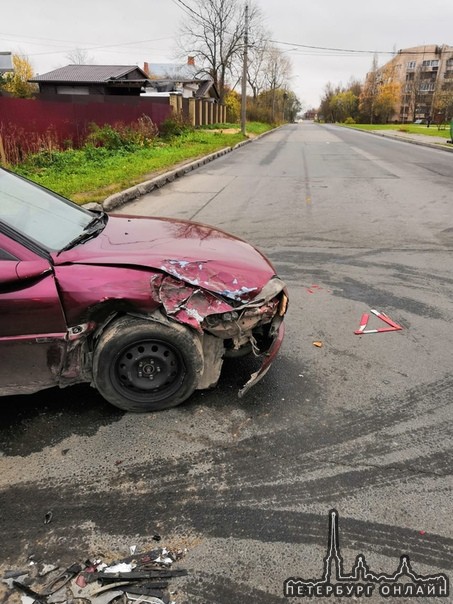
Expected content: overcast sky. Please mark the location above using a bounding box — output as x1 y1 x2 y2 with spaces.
2 0 453 108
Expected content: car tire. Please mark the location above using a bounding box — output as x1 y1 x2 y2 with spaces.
92 316 203 412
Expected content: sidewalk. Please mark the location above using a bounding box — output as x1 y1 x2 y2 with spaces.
349 126 453 152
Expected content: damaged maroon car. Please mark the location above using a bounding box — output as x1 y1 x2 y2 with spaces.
0 169 288 412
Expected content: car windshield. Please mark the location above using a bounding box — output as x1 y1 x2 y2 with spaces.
0 169 94 251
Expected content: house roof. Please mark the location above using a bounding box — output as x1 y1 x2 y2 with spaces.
195 79 215 98
0 52 13 74
30 64 149 84
145 62 219 99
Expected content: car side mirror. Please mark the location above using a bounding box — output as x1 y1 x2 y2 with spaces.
0 259 51 286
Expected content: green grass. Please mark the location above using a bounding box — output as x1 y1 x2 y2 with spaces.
342 123 451 139
244 121 275 135
13 122 275 204
197 121 274 135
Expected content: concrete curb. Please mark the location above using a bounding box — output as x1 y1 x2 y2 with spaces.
91 126 281 213
340 125 453 154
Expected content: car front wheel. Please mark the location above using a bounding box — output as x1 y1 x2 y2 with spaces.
93 316 203 412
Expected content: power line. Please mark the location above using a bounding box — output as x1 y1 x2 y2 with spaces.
169 0 210 25
269 39 449 56
13 37 174 58
269 39 394 55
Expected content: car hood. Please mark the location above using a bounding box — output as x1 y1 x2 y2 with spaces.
52 215 276 301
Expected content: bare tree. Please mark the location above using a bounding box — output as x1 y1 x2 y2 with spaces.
177 0 261 101
403 63 424 122
66 48 95 65
246 28 270 99
264 46 292 120
432 78 453 125
359 54 379 123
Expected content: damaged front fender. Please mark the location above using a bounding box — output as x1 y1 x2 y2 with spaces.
151 272 288 396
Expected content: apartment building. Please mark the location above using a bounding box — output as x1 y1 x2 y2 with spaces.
377 44 453 122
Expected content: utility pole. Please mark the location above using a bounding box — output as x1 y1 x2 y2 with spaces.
241 1 249 135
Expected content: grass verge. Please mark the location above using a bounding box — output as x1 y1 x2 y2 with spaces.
13 123 274 204
342 123 451 139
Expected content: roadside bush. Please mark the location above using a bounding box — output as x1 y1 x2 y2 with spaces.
0 124 64 165
85 116 158 150
246 103 274 125
159 113 192 138
86 123 123 150
225 90 241 123
344 116 356 124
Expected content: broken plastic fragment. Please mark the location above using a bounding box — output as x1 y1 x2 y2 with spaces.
127 596 166 604
154 555 172 566
39 564 59 577
90 590 124 604
312 341 323 348
104 562 136 574
2 574 28 589
75 574 87 588
44 511 53 524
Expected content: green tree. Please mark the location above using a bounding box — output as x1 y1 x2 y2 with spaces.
330 90 359 122
283 90 302 122
319 82 340 122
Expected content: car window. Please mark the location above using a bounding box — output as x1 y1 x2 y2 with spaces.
0 248 18 261
0 170 93 251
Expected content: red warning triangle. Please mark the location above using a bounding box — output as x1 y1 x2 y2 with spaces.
354 309 403 335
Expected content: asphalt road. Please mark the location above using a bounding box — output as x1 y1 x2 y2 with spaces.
1 123 452 603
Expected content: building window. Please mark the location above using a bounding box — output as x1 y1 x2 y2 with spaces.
419 82 435 91
407 61 416 69
422 59 439 67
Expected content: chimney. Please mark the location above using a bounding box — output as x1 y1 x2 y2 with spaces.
144 62 150 75
187 56 195 66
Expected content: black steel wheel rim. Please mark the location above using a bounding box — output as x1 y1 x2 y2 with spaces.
111 338 186 402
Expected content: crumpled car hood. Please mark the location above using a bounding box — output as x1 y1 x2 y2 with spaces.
53 215 276 301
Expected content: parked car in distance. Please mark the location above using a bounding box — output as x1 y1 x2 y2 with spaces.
0 169 288 412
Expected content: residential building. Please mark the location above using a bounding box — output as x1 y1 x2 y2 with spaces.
29 65 150 96
143 58 220 102
0 51 13 75
375 44 453 122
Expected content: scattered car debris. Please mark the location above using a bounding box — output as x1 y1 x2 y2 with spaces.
43 511 53 525
39 564 59 577
312 341 323 348
354 309 403 335
305 284 332 294
6 546 186 604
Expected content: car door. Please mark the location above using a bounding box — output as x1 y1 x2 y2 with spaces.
0 233 69 396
